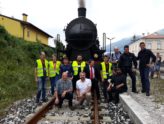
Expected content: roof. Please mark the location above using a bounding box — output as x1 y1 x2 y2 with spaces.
0 14 53 38
142 34 164 39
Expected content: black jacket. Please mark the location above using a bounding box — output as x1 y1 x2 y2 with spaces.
84 64 100 80
118 52 137 69
111 73 127 91
137 49 156 69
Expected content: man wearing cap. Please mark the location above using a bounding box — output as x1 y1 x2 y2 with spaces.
118 45 138 93
60 57 74 79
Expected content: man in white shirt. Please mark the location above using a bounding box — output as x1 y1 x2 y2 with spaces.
76 72 91 107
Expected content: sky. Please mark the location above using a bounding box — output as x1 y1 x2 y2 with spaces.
1 0 164 47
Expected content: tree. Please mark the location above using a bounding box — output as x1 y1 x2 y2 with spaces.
54 34 65 59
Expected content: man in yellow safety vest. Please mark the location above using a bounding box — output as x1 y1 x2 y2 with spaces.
34 51 48 105
72 55 86 91
100 55 113 102
48 54 61 96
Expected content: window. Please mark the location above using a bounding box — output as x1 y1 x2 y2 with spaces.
27 30 30 37
146 42 152 49
157 41 161 50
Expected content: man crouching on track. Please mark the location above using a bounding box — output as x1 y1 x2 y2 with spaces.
107 68 127 104
54 72 74 110
76 72 92 109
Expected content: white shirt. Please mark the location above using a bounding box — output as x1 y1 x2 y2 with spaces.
76 78 91 95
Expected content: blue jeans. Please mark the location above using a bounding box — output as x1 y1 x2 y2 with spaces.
155 65 160 71
150 65 161 78
36 77 46 102
50 75 60 95
139 67 150 93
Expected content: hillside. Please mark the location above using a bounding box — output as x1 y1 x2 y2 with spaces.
154 28 164 35
106 37 132 52
106 28 164 53
0 26 55 116
106 35 141 53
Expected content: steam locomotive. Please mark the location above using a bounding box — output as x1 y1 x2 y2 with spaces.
64 3 104 60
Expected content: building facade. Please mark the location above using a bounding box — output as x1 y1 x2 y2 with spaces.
0 13 52 45
129 34 164 61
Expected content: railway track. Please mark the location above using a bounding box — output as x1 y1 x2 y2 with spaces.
25 90 108 124
25 97 55 124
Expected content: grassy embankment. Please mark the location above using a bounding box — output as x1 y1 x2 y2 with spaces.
127 73 164 103
0 26 54 116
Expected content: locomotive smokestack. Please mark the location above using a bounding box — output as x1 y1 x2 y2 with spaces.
78 0 86 17
79 0 85 8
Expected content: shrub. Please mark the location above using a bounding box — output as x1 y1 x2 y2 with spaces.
0 26 55 116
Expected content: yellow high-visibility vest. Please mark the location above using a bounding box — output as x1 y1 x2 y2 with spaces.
101 62 112 79
49 61 61 77
72 61 86 76
36 59 48 77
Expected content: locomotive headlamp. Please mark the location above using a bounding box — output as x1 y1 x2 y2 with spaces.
94 53 98 58
63 54 67 58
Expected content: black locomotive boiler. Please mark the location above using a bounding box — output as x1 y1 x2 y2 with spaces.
64 1 104 60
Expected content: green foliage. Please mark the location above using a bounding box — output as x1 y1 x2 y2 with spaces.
0 26 55 116
55 39 65 51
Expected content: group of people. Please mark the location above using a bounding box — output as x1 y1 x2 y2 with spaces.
34 42 159 109
34 53 95 109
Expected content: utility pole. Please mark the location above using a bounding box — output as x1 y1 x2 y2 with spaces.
107 37 115 56
103 33 106 50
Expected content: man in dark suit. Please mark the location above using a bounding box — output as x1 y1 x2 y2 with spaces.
84 59 100 99
118 45 138 93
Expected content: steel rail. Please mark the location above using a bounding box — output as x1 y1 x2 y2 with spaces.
26 91 101 124
93 91 100 124
25 97 55 124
